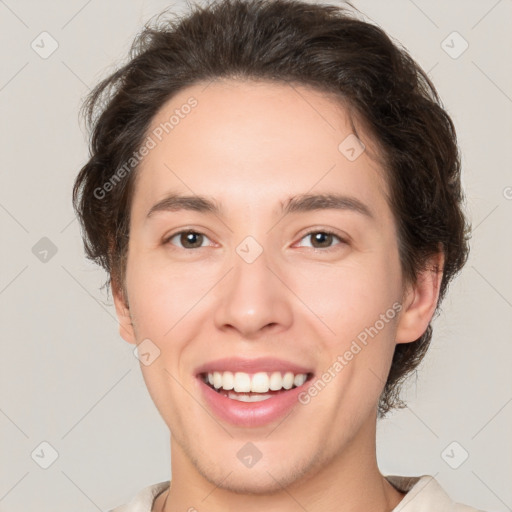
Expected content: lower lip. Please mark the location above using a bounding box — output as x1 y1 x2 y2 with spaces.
197 377 311 428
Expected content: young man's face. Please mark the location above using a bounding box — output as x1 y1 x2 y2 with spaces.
113 79 438 493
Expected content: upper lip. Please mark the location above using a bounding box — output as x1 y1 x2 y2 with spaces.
195 357 313 376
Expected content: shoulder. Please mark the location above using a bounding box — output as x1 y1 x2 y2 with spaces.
108 476 488 511
109 481 170 512
385 474 485 511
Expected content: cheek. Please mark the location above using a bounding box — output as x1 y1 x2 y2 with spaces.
297 257 402 420
125 254 209 334
290 252 402 345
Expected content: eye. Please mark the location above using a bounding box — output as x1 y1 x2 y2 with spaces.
164 230 212 249
295 230 346 250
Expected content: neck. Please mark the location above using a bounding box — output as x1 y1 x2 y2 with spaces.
159 411 405 512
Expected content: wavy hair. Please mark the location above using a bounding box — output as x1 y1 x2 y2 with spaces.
72 0 471 416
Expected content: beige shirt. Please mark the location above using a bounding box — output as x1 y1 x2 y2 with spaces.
110 475 484 511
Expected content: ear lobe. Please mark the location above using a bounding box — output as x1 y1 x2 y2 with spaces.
395 251 445 345
112 279 137 345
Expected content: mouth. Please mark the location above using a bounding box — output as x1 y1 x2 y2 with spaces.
194 358 315 427
199 370 314 402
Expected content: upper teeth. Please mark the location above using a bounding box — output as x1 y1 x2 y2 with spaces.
206 371 308 393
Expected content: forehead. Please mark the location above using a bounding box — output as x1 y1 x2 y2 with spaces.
132 79 390 220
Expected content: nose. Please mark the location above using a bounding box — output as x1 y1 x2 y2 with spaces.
213 245 293 339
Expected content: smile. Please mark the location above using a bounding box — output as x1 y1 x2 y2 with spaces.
200 370 311 402
195 360 314 427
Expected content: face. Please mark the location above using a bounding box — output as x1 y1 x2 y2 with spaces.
113 79 438 493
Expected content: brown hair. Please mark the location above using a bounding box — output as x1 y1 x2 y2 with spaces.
72 0 471 417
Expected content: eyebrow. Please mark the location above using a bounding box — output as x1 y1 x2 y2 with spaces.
282 193 374 219
145 192 374 220
146 194 222 219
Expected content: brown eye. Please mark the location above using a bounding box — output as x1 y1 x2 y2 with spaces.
166 231 210 249
310 232 335 248
296 230 345 250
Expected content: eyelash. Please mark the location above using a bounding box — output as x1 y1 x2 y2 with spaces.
296 229 347 251
163 229 347 252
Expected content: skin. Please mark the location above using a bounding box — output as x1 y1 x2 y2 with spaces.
112 79 444 512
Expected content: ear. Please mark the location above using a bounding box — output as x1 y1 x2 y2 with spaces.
395 250 445 344
112 279 137 345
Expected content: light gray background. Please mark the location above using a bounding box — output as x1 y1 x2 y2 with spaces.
0 0 511 511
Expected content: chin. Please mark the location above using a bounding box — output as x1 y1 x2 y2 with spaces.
193 447 322 496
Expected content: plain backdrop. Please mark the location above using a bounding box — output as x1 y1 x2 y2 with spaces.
0 0 511 511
